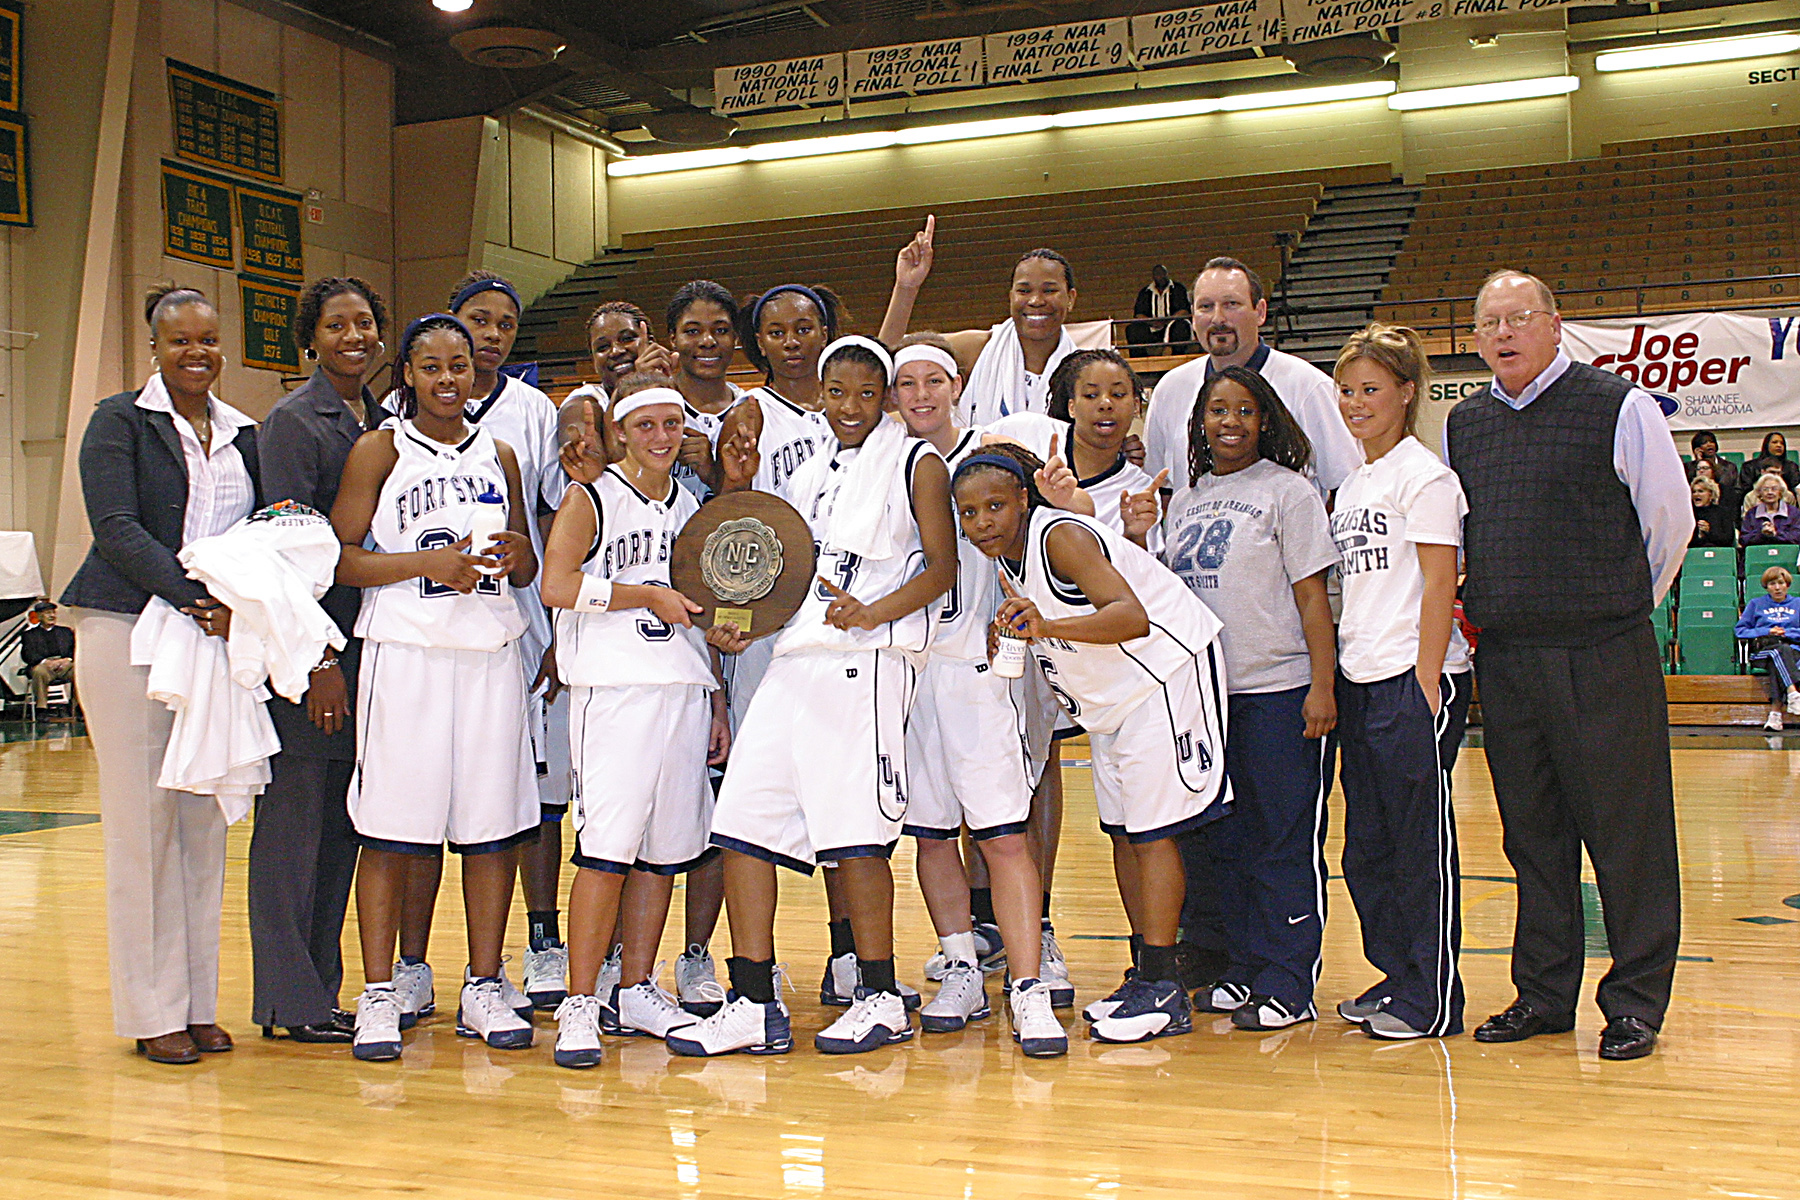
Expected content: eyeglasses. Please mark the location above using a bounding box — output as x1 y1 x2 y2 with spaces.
1473 310 1553 334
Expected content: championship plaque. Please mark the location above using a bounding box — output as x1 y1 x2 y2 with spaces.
671 491 815 639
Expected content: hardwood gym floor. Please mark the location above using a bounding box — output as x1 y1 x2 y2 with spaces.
0 728 1796 1199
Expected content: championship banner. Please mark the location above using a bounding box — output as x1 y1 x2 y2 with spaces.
847 37 984 100
1132 1 1284 66
236 182 305 283
161 159 235 269
239 276 301 374
1281 0 1579 45
985 19 1130 84
0 0 21 112
0 113 27 228
1562 312 1800 431
167 59 283 183
712 54 843 115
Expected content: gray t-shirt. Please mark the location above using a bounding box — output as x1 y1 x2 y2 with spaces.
1161 458 1339 694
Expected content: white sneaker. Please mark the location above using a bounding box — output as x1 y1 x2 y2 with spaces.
552 994 604 1069
597 945 623 1017
1787 687 1800 716
1038 925 1075 1008
523 943 569 1010
1194 981 1253 1013
821 953 921 1011
391 960 434 1028
666 993 793 1057
675 943 727 1017
1083 970 1137 1024
919 962 990 1033
815 988 913 1054
456 977 535 1050
353 986 403 1061
924 923 1007 980
498 960 535 1020
611 978 701 1039
1008 978 1068 1058
1767 711 1786 731
1230 995 1317 1031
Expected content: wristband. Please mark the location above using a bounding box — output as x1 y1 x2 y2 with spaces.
575 575 613 612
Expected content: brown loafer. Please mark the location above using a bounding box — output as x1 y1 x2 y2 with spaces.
136 1031 200 1064
187 1023 234 1053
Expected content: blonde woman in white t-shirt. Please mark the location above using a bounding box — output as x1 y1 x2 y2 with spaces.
1329 324 1474 1044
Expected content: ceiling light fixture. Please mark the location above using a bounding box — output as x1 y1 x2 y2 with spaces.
1595 31 1800 72
1388 74 1579 111
606 80 1395 177
433 0 473 12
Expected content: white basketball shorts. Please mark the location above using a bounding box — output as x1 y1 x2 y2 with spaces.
349 640 539 854
1089 646 1232 843
904 655 1033 840
711 649 916 872
533 686 574 816
568 682 715 875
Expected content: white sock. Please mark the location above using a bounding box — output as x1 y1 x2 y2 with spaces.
940 930 978 967
366 981 395 992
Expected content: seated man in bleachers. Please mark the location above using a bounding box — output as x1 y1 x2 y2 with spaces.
1740 473 1800 545
1124 264 1191 358
1736 566 1800 731
20 600 75 711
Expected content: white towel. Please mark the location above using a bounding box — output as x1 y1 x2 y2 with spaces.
788 414 915 562
961 319 1077 426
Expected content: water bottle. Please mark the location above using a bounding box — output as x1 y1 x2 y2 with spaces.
992 630 1028 678
467 486 507 576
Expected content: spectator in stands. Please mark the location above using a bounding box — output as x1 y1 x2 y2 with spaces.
1125 265 1192 358
1689 477 1734 547
1736 566 1800 732
1740 473 1800 545
1748 431 1800 492
1446 268 1686 1063
20 600 75 709
1685 431 1740 509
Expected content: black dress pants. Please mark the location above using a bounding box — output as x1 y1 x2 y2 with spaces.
1474 621 1681 1028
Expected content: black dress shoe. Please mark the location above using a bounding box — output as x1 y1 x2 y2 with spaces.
261 1011 355 1043
1598 1015 1658 1061
1473 1000 1575 1043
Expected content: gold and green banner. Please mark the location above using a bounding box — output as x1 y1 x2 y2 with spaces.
239 276 301 373
161 159 235 268
236 182 304 283
168 59 282 183
0 113 28 227
0 0 22 113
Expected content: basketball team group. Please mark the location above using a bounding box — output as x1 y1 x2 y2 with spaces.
70 214 1687 1072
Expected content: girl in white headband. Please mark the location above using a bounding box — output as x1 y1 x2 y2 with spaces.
537 377 731 1067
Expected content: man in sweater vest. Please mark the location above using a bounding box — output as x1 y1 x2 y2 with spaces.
1445 270 1690 1062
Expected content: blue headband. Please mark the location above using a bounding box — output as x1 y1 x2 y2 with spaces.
959 453 1029 484
450 278 522 315
751 284 828 333
399 313 473 364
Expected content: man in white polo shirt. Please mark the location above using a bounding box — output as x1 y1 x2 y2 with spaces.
1142 256 1360 497
1141 255 1361 994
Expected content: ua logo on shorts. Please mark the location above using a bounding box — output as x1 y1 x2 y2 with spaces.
1176 730 1212 771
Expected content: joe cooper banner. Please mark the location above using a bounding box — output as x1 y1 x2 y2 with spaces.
1562 312 1800 431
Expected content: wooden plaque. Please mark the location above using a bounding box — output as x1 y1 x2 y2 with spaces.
670 490 815 640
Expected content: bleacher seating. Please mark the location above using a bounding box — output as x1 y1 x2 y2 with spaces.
1376 125 1799 340
513 164 1396 379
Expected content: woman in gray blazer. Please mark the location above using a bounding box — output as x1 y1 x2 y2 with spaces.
249 277 387 1042
61 285 263 1064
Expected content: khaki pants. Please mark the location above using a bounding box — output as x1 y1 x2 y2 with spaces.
29 657 73 706
72 608 227 1040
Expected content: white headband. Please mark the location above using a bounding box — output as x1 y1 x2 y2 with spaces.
818 335 894 384
892 343 960 380
611 386 685 424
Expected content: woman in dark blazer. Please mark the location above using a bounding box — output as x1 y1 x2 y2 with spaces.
249 277 388 1042
61 285 262 1064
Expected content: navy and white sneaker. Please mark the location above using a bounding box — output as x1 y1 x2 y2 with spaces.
1090 978 1193 1044
1193 981 1252 1014
1037 925 1075 1009
919 961 989 1032
1231 995 1316 1031
821 953 921 1011
391 959 433 1029
607 978 700 1039
352 986 403 1062
666 991 793 1057
675 943 727 1017
522 942 569 1011
552 994 604 1069
1082 969 1137 1024
815 988 913 1054
1336 995 1386 1025
456 977 535 1049
1008 978 1068 1058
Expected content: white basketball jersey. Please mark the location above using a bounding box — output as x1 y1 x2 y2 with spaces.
934 428 1003 662
355 421 528 653
773 436 941 658
554 467 712 689
745 386 831 500
999 508 1223 733
674 384 745 504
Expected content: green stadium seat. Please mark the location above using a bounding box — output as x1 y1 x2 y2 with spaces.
1678 573 1737 606
1683 546 1737 579
1742 543 1799 578
1676 605 1739 674
1721 451 1747 466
